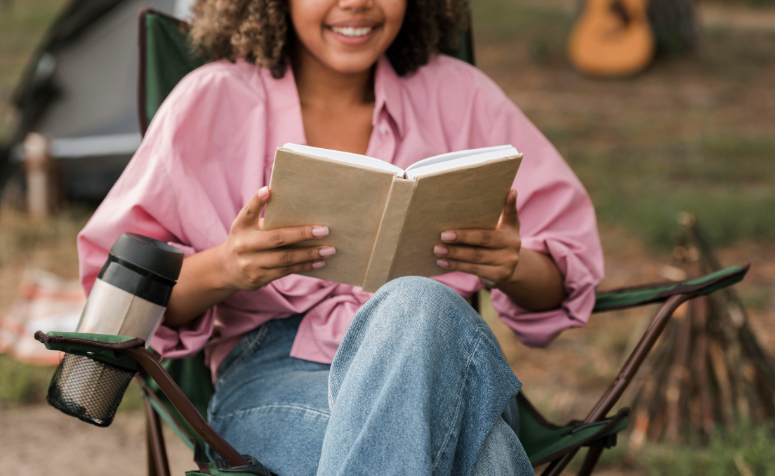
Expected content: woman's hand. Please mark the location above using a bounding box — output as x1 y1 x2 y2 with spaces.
433 188 566 311
219 186 336 292
434 189 521 288
165 186 336 327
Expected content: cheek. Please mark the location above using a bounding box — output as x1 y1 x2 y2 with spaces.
382 0 407 33
289 0 329 36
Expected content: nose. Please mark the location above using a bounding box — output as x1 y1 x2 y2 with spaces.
338 0 372 12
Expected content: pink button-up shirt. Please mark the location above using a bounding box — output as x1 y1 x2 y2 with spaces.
77 55 604 378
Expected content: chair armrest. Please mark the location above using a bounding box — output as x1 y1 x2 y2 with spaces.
34 330 144 371
592 264 749 313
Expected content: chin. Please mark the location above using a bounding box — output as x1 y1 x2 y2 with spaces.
324 55 381 74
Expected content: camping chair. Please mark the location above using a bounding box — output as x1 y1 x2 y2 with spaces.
36 9 751 476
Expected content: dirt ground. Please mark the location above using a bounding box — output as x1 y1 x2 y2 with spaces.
0 404 193 475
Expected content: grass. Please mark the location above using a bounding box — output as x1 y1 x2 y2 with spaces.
0 204 144 412
0 354 53 404
0 354 145 412
638 422 775 476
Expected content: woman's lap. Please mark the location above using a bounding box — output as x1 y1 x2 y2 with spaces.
208 316 331 475
207 277 531 475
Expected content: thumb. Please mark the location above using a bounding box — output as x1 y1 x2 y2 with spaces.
498 188 519 229
236 187 270 229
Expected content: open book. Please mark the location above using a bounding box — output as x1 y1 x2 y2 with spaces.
263 144 522 292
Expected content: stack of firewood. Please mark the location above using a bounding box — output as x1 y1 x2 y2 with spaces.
629 213 775 447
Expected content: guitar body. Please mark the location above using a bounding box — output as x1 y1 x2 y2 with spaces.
568 0 656 77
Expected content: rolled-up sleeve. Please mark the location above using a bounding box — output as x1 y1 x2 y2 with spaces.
76 70 227 358
475 76 604 347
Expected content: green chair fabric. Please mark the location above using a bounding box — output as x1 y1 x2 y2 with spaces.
138 9 206 134
592 264 748 313
516 394 628 466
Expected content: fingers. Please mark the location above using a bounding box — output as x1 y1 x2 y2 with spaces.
260 246 336 269
266 260 328 281
253 225 329 250
440 228 508 248
434 258 511 283
498 188 519 229
235 187 270 230
433 244 513 266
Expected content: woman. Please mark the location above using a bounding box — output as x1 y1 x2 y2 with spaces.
77 0 604 473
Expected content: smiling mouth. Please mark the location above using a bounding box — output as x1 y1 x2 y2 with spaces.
329 26 374 38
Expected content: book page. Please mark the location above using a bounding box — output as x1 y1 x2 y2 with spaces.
283 143 404 177
405 146 518 179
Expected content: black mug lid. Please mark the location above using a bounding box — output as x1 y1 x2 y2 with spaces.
109 233 184 282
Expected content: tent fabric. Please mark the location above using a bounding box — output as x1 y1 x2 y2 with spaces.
12 0 126 128
3 0 179 200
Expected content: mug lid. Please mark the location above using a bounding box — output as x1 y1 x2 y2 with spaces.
109 233 184 282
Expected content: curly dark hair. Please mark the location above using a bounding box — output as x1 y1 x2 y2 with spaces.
189 0 470 79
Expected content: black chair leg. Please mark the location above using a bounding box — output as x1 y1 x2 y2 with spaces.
145 397 171 476
577 446 605 476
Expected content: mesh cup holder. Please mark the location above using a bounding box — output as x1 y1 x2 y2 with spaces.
47 353 135 427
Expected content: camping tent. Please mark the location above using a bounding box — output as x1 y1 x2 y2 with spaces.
3 0 194 200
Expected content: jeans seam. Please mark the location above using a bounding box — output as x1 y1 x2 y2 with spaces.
210 403 332 421
430 333 484 473
215 325 270 387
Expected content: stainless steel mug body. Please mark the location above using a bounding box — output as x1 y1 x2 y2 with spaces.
49 233 183 426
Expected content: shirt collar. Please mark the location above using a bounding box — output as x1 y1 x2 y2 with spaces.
373 56 404 137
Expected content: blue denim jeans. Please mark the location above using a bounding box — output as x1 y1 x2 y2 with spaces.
207 277 533 475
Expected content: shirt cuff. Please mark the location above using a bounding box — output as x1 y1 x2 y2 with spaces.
148 241 215 358
491 237 599 347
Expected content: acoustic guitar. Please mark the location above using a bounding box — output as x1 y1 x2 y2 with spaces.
567 0 656 77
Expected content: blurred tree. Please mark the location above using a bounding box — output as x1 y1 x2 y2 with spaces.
648 0 697 55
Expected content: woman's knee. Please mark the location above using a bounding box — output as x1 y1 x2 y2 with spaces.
374 276 468 309
360 276 489 341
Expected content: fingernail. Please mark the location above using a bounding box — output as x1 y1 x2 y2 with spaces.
433 245 448 256
312 226 329 237
441 232 456 242
436 259 449 268
481 278 496 287
257 187 269 199
319 246 336 257
312 261 326 269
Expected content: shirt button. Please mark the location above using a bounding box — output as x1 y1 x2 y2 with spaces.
379 125 388 135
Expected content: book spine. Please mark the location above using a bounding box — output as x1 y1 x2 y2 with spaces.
361 177 417 292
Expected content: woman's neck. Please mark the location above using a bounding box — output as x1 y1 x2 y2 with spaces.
292 46 375 111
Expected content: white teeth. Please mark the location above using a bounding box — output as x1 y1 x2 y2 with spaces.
331 26 373 37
